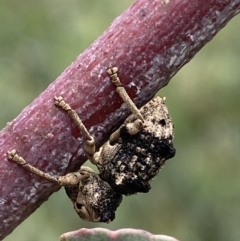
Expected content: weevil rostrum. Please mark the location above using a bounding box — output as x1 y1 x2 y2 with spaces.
7 67 176 223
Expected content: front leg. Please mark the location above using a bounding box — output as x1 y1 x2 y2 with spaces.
7 149 89 186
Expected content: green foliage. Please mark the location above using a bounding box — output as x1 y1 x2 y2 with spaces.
1 1 240 241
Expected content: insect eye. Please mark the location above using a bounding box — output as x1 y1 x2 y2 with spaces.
74 202 93 221
75 202 83 210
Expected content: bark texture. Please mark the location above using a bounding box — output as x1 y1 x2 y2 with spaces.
0 0 240 239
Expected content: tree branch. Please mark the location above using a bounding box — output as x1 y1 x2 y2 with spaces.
0 0 239 239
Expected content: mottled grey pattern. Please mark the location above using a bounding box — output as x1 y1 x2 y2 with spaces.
97 97 175 195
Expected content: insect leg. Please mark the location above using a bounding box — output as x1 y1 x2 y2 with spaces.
54 96 96 164
107 66 144 122
7 149 93 186
7 149 60 183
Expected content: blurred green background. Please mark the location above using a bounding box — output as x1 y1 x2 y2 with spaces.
1 1 240 241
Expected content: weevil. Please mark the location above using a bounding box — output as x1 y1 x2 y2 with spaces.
7 67 175 223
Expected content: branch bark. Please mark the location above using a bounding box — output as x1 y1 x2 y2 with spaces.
0 0 239 239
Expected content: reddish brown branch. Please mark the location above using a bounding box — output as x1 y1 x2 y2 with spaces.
0 0 239 239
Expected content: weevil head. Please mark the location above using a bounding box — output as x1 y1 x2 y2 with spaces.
71 167 122 223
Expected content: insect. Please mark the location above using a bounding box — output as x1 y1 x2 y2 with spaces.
7 67 175 223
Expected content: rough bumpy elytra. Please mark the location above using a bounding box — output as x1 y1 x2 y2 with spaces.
97 97 175 195
7 66 175 223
